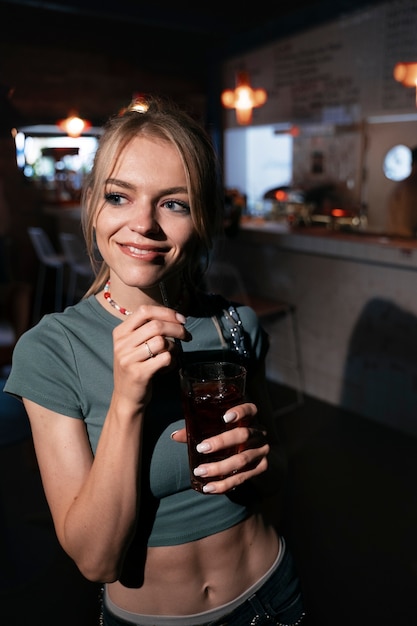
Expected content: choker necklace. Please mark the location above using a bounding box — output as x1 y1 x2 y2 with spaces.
103 280 132 316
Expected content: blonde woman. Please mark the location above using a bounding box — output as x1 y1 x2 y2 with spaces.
5 97 306 626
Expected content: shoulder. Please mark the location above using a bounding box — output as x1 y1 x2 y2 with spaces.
15 296 112 355
231 301 261 329
5 297 114 417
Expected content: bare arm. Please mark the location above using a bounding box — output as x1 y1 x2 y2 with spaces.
24 304 189 583
25 399 141 582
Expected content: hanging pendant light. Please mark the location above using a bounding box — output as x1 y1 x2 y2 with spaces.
57 111 91 137
221 71 267 125
393 62 417 106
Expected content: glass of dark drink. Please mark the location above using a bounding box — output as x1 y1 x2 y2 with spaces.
180 361 247 493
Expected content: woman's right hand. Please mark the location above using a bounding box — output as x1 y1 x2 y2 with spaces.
111 304 190 413
22 306 190 582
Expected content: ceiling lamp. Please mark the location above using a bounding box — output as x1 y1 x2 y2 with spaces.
393 62 417 105
57 111 91 137
221 71 267 125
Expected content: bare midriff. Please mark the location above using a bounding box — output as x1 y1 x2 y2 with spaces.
107 513 280 616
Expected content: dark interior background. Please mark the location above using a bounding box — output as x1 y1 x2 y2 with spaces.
0 0 384 129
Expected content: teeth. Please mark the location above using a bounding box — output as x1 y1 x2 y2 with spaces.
128 246 148 255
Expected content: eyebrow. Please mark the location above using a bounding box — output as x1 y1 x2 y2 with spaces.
105 178 135 190
105 178 188 196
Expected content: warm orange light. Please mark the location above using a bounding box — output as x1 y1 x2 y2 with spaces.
221 72 267 125
331 208 347 218
274 190 288 202
393 62 417 106
119 94 150 116
57 112 91 137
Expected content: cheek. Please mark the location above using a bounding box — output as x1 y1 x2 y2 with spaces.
176 224 198 252
178 232 200 261
93 214 117 259
93 230 108 264
94 210 121 238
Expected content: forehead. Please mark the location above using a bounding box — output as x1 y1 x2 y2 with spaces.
111 134 186 178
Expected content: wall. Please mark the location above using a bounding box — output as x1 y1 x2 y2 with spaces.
221 0 417 232
222 0 417 126
0 41 206 129
219 224 417 438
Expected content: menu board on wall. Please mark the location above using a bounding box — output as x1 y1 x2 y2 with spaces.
381 1 417 110
222 0 417 128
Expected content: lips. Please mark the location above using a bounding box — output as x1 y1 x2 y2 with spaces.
127 245 153 255
119 242 168 261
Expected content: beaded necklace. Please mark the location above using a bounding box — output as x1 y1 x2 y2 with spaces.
103 280 132 316
103 279 186 316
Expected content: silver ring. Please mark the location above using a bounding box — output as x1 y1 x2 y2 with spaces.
144 341 155 359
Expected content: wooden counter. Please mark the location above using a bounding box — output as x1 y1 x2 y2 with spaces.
218 220 417 437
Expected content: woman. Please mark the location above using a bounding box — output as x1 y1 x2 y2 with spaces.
4 97 305 625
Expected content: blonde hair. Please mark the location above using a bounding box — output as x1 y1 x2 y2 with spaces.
82 96 224 297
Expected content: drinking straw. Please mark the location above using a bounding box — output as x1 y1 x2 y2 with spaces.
159 280 184 366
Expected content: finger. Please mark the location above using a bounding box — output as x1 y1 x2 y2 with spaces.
127 304 185 323
144 340 155 359
120 305 188 334
141 336 180 362
196 424 268 455
223 402 258 424
193 442 270 483
170 427 187 443
124 322 190 349
201 455 269 494
113 307 191 346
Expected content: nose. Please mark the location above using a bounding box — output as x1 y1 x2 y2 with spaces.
128 202 160 235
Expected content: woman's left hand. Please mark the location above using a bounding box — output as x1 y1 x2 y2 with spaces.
171 402 270 494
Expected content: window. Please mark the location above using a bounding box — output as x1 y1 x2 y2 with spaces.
15 125 100 204
224 125 293 214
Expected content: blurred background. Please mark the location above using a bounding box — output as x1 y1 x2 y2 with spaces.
2 1 417 624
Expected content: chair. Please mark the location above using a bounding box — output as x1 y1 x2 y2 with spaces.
205 260 304 416
27 227 65 322
59 232 94 305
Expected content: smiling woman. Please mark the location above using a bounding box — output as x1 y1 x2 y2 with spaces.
4 96 306 626
91 133 194 307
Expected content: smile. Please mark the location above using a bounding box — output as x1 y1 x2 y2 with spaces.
127 245 153 255
119 243 167 261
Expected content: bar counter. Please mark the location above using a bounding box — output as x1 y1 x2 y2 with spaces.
240 218 417 268
220 218 417 437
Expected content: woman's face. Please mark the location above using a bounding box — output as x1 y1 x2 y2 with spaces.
94 134 196 291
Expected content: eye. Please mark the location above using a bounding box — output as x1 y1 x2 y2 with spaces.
162 199 190 214
104 192 127 206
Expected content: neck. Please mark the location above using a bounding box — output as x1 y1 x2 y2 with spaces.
102 276 187 317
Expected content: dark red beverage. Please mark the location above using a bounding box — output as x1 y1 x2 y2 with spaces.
180 362 246 493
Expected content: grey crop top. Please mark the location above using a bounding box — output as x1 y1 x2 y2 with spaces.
4 294 268 547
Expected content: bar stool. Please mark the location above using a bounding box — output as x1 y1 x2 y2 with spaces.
27 227 65 322
205 260 304 416
253 296 304 417
59 232 94 305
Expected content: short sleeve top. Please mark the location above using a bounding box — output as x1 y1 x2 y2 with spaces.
4 294 268 548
